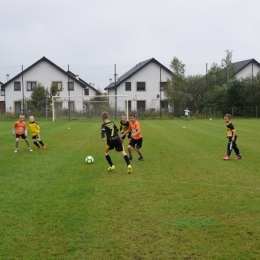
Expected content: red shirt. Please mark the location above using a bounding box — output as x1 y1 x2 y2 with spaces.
14 121 27 135
129 120 142 140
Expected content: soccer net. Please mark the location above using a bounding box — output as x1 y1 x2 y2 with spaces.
52 95 129 121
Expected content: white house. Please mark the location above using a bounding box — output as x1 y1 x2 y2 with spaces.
232 59 260 79
104 58 172 112
1 57 99 114
0 81 4 112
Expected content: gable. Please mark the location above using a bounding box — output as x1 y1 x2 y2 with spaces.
1 56 97 92
105 58 171 90
232 59 260 78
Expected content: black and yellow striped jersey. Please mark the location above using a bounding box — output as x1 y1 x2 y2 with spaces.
120 120 130 133
101 121 119 140
226 122 236 137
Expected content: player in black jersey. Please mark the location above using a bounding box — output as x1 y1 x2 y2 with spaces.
223 114 242 160
101 111 132 173
120 113 132 143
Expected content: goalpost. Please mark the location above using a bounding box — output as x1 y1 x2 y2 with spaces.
52 95 128 121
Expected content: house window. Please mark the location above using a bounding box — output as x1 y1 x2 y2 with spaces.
15 101 21 114
84 88 89 95
1 88 5 96
14 82 21 91
52 81 62 91
125 82 131 91
68 101 74 110
137 82 146 91
137 101 145 111
68 82 74 91
160 82 167 91
27 82 36 91
161 100 168 109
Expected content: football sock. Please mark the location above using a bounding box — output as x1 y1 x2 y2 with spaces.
39 141 44 146
124 155 130 165
106 155 113 166
33 142 40 147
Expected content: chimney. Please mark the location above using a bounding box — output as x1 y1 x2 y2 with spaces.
75 75 79 80
109 78 112 84
6 74 10 82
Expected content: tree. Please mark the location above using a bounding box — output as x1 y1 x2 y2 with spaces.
185 75 206 113
221 49 236 84
50 83 60 100
164 56 186 116
31 83 48 111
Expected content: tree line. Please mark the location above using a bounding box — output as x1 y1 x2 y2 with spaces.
164 50 260 117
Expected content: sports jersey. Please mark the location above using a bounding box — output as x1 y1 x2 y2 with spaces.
226 122 236 137
28 121 40 136
101 121 120 144
120 120 130 133
13 121 27 135
184 109 190 116
129 120 142 140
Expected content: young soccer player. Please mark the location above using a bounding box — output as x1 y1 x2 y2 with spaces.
122 111 144 161
223 114 242 160
28 116 47 149
120 113 132 143
183 108 190 121
101 111 132 174
12 115 33 152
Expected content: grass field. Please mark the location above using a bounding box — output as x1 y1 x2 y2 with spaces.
0 118 260 259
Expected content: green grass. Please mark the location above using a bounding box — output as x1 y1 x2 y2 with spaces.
0 118 260 259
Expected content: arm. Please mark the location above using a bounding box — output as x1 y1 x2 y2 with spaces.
101 126 105 141
231 129 236 141
12 126 15 135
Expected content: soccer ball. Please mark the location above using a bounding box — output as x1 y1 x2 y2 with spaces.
85 156 94 164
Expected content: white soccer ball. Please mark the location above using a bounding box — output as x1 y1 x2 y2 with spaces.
85 156 94 164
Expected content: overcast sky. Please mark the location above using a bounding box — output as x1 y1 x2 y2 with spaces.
1 0 259 89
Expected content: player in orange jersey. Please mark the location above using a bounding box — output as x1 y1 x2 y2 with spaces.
122 111 144 161
12 115 33 153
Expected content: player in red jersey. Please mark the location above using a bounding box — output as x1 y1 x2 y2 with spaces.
12 115 33 153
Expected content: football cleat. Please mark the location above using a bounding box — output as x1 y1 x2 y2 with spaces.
235 155 242 159
222 155 230 160
127 165 132 174
108 165 115 171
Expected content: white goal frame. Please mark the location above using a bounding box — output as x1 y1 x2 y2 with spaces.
52 95 129 121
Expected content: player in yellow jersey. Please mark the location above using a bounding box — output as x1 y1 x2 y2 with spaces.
222 114 242 160
28 116 46 150
120 113 132 143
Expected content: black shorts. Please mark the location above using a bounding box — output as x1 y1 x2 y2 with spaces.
32 135 39 140
105 137 124 152
129 137 143 149
16 134 27 139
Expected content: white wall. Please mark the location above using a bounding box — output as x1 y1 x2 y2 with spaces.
235 63 260 79
5 60 95 112
108 62 171 111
